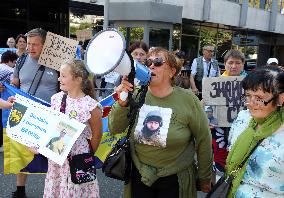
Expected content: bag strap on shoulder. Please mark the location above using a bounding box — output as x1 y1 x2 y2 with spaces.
28 65 45 95
60 93 94 154
230 139 264 177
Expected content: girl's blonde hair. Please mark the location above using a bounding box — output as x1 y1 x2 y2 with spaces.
63 59 95 99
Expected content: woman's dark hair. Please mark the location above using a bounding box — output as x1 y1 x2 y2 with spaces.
224 49 245 63
1 50 18 63
276 72 284 94
128 41 149 54
175 50 186 59
15 34 27 44
242 66 282 105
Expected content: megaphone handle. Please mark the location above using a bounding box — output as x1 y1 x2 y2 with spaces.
120 91 128 101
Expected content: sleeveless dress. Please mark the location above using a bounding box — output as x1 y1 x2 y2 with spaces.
43 92 100 198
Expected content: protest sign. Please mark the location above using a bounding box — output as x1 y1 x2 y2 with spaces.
76 29 93 41
202 76 245 127
38 32 78 71
6 94 85 166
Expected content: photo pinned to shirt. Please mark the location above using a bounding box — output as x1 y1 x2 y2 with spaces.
134 104 172 148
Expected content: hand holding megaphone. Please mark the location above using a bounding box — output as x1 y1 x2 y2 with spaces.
115 76 134 106
85 29 152 102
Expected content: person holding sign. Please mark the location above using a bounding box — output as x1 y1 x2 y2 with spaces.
110 47 213 198
225 66 284 198
221 49 247 77
0 97 15 109
4 28 59 198
206 49 248 186
43 59 102 197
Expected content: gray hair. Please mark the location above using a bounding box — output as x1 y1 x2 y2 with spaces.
26 28 47 45
202 44 214 50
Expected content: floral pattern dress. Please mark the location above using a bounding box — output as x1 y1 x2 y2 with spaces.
43 92 100 198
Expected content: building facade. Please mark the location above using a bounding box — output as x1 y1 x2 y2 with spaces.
90 0 284 67
2 0 284 66
0 0 70 47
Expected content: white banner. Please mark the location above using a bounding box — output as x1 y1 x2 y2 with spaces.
7 94 86 166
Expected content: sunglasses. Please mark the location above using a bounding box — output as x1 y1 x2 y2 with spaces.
145 57 165 67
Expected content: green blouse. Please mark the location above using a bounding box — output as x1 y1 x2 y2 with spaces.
108 86 213 198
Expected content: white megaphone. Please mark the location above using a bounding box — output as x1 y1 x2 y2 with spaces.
85 29 151 101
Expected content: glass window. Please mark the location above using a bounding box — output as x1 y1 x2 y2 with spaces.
149 28 170 49
182 22 200 36
181 35 199 65
173 24 181 51
248 0 272 10
232 31 258 71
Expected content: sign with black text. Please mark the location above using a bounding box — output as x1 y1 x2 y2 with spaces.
202 76 245 127
38 32 79 71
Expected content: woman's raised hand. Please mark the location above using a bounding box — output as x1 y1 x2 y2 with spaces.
115 76 133 107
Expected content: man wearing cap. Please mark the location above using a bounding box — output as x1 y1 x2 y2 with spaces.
267 58 279 67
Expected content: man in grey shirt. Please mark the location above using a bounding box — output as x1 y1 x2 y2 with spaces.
10 28 59 198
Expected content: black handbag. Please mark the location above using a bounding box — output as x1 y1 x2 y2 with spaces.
60 93 97 184
205 175 233 198
68 152 96 184
102 66 149 182
102 137 132 181
206 140 264 198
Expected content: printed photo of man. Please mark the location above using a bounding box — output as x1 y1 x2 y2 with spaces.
137 110 163 146
46 129 67 155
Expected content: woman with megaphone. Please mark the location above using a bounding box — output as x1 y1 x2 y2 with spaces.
108 47 213 198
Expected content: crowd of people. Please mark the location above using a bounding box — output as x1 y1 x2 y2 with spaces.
0 27 283 198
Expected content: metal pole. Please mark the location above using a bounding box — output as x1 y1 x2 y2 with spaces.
103 0 109 30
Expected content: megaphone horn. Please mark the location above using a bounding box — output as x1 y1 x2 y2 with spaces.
85 29 151 86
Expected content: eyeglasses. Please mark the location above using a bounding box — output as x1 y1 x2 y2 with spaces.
205 49 215 53
240 94 276 106
145 57 166 67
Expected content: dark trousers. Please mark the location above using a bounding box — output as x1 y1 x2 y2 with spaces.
131 165 179 198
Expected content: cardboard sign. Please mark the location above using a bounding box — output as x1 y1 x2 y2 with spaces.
202 76 245 127
215 105 244 127
7 94 85 166
76 29 93 41
202 76 244 106
38 32 79 71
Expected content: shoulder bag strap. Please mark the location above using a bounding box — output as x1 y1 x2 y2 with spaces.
238 123 284 169
60 93 67 113
236 139 264 171
28 65 46 95
207 62 212 77
61 93 94 154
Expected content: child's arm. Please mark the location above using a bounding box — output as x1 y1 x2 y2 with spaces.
0 97 15 109
89 106 103 152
